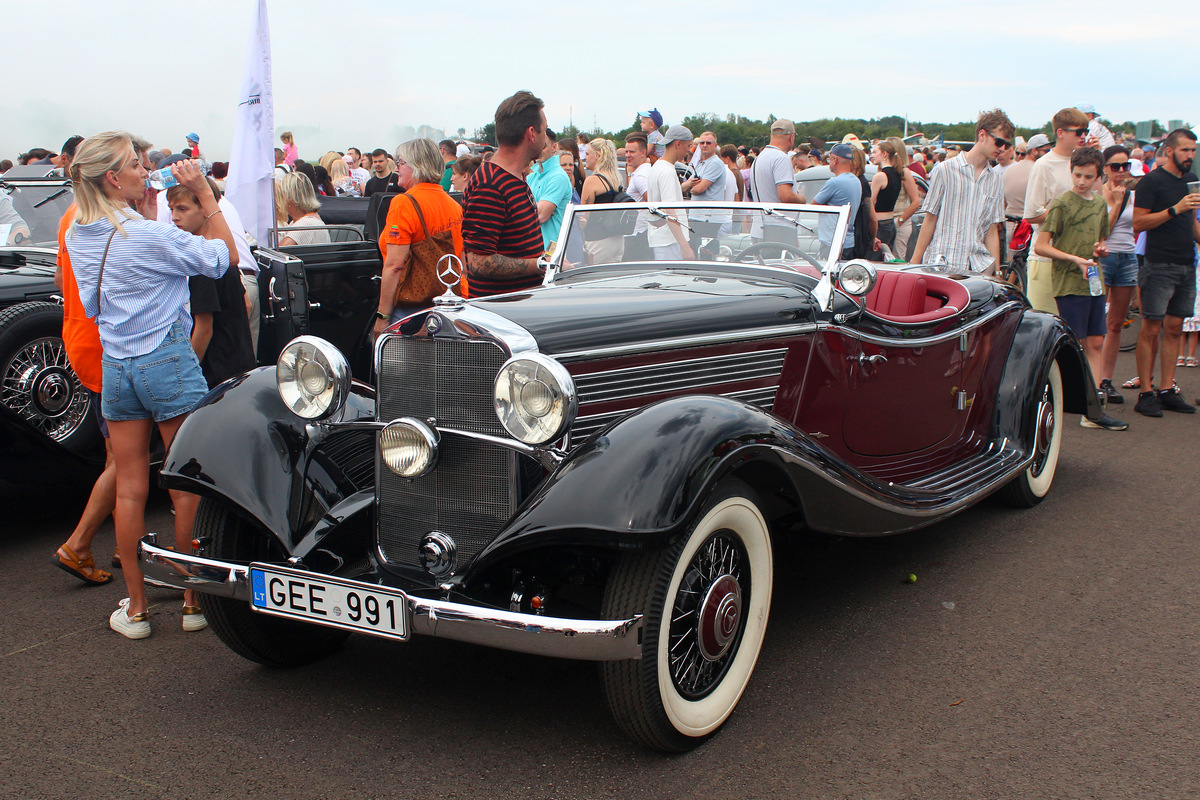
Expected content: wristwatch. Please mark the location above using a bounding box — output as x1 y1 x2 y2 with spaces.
1168 206 1178 218
375 311 388 320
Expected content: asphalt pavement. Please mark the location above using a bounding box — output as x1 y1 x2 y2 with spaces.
2 350 1198 800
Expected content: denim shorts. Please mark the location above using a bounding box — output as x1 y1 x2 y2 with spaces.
1100 251 1138 288
1139 261 1198 321
1055 294 1107 339
101 321 209 422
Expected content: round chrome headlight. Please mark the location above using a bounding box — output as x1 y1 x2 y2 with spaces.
276 336 350 420
379 418 438 478
839 260 878 296
493 354 577 445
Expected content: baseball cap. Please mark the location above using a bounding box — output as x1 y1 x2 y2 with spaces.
1026 133 1051 149
771 119 795 135
342 154 356 164
660 125 694 145
1076 103 1097 115
158 153 189 169
186 132 200 143
828 143 855 160
841 133 864 150
638 108 664 128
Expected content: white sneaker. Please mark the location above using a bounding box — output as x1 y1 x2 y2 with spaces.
109 598 151 639
182 605 208 632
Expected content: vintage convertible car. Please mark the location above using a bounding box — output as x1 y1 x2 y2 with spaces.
0 174 102 481
139 200 1100 750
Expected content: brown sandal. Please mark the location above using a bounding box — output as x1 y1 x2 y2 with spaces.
51 544 113 585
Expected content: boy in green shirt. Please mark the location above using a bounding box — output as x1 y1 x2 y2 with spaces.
1034 146 1127 430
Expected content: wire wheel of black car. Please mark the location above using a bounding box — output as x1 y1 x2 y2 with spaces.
999 361 1063 508
600 479 773 751
0 301 97 452
194 497 350 667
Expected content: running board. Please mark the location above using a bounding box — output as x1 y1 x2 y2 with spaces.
906 438 1027 494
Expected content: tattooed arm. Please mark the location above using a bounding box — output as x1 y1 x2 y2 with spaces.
466 251 542 279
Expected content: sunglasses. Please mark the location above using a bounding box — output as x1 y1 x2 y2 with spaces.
1063 127 1089 137
987 131 1012 149
1107 162 1131 171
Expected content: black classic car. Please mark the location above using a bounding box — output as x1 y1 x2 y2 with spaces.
0 179 383 483
0 174 100 481
138 200 1100 750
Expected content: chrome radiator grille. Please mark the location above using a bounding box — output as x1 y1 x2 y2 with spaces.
570 349 786 440
376 336 515 569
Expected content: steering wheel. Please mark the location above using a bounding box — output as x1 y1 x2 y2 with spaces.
734 241 823 272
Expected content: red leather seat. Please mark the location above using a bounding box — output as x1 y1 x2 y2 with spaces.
864 270 971 324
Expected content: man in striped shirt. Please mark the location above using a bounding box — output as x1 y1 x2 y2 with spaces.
911 108 1013 276
461 91 548 297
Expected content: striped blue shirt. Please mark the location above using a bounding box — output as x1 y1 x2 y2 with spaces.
66 212 231 359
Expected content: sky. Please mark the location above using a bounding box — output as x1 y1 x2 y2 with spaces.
4 0 1198 163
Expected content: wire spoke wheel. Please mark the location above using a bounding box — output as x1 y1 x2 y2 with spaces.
601 479 772 751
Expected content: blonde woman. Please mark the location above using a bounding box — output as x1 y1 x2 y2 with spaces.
277 172 330 246
280 131 297 166
579 138 625 264
330 157 358 196
65 131 238 639
871 137 921 256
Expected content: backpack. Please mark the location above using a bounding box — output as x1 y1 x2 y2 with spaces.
851 175 883 261
583 174 638 241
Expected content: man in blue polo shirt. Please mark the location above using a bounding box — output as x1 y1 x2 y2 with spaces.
813 143 862 259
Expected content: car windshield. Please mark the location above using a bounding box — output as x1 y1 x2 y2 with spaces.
0 180 74 249
550 202 851 276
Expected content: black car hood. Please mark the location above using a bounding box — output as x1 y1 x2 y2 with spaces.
469 269 820 356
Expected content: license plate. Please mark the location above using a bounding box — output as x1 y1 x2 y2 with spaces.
249 563 409 641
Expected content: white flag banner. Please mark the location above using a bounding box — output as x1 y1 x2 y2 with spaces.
224 0 274 248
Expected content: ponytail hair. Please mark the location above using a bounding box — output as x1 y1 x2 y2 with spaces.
69 131 138 237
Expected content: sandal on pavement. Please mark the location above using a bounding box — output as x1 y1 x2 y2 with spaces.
51 544 113 585
182 605 208 632
1122 376 1141 389
111 547 121 570
1178 356 1187 367
1188 357 1199 368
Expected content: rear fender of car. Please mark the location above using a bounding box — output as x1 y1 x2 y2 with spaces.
994 310 1100 445
158 366 377 554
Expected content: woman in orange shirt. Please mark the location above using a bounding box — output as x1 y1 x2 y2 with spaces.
372 139 464 338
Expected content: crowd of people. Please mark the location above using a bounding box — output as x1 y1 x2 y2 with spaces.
18 94 1199 637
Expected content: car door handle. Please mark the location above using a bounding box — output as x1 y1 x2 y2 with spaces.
262 276 282 321
853 353 887 365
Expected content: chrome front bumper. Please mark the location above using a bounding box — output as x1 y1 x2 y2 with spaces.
138 537 642 661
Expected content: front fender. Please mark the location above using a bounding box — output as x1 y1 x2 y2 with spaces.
466 395 795 576
159 366 376 552
995 310 1100 445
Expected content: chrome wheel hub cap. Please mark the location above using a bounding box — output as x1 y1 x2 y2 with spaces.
1032 385 1055 476
697 575 742 662
0 337 89 442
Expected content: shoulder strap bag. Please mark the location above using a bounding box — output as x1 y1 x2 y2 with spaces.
393 192 458 307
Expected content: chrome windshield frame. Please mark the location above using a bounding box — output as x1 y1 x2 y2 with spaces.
547 201 852 287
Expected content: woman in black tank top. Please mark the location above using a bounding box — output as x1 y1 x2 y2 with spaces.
870 138 920 255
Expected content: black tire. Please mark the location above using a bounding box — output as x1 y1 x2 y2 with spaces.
194 497 350 667
998 361 1063 508
600 479 773 751
0 301 100 454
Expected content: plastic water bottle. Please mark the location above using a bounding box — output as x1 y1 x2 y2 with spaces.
145 167 180 191
1086 263 1103 296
